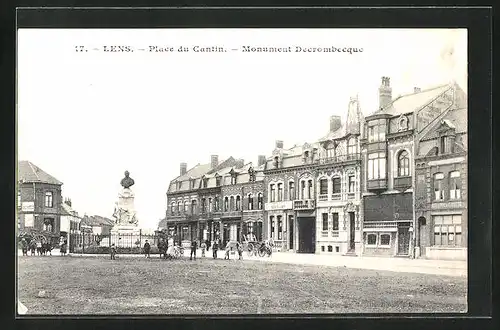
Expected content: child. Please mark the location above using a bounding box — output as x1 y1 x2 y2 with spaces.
212 240 218 259
143 240 151 258
110 244 117 260
224 241 231 260
200 240 206 257
237 242 243 260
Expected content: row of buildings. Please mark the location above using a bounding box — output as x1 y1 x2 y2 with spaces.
162 77 467 260
17 161 115 251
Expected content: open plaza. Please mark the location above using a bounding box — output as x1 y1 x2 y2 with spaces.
17 251 467 315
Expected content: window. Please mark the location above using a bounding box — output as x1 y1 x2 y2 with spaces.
449 171 461 199
322 213 328 231
398 150 410 177
203 178 208 188
300 181 306 199
224 197 229 211
235 196 241 211
368 152 386 180
328 245 333 252
304 151 309 159
348 176 355 192
270 216 275 239
273 156 279 168
321 246 325 252
380 234 391 246
434 172 444 200
288 181 295 200
44 192 53 208
43 218 54 232
216 176 221 187
231 174 238 185
433 215 462 246
367 119 386 142
191 180 196 189
191 200 197 214
246 222 255 235
319 179 328 195
214 196 220 211
270 184 276 202
332 177 341 194
229 196 235 211
248 194 254 210
171 202 175 215
257 193 263 209
367 233 377 245
277 216 283 240
208 198 213 212
332 213 339 231
348 138 357 155
440 136 450 154
277 183 283 201
307 180 313 199
177 202 181 214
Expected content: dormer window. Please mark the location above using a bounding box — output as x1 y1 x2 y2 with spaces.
203 178 208 188
348 138 357 155
248 167 256 182
273 156 279 168
190 179 197 189
215 175 221 187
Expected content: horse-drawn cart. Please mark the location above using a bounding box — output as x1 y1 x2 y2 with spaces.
241 237 273 257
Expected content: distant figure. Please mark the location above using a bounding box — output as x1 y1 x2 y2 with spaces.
143 240 151 258
110 244 117 260
237 242 243 260
224 242 231 260
21 239 28 256
120 170 135 189
36 241 42 256
200 241 206 257
212 240 219 259
30 242 36 256
190 239 198 260
60 242 67 256
205 239 210 252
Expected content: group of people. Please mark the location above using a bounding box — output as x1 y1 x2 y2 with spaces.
20 238 57 256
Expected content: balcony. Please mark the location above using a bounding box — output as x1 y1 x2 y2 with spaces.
394 176 412 190
317 153 361 165
264 200 293 211
367 179 387 191
366 141 387 152
318 194 328 201
331 193 341 201
293 199 316 210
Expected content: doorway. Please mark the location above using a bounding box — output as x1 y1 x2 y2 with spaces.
349 212 356 251
298 217 315 253
288 216 294 250
397 223 411 255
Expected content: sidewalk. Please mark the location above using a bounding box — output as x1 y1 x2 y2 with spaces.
18 249 467 277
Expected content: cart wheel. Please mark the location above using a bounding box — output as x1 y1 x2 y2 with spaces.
258 248 266 257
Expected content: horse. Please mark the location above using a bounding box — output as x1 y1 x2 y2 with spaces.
41 243 52 256
29 243 36 256
21 241 28 256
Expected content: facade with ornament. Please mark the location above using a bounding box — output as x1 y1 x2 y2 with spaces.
262 96 364 255
361 77 467 258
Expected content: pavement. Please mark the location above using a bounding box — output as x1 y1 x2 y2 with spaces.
18 249 467 277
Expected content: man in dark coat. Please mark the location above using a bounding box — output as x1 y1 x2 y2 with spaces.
190 239 198 260
143 240 151 258
212 240 219 259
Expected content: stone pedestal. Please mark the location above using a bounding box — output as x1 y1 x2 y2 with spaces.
107 187 141 248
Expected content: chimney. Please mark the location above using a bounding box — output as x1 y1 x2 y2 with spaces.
414 87 421 93
329 115 342 132
275 140 284 149
379 76 392 109
211 155 219 169
67 198 72 207
180 163 187 176
258 155 266 167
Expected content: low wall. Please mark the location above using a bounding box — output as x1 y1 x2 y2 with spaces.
425 247 467 260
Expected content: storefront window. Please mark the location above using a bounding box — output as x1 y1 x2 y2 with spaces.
433 215 462 246
277 216 283 240
367 233 377 245
380 234 391 245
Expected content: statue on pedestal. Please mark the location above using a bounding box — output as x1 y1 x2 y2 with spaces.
113 170 138 226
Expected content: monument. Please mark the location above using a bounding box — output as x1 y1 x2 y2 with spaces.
109 170 141 247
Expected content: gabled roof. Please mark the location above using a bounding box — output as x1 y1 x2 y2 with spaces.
81 215 114 227
61 203 81 218
18 161 62 185
319 125 345 141
371 83 452 117
420 107 467 141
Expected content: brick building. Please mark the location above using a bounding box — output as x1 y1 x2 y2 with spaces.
166 155 265 247
415 105 467 260
361 77 467 258
18 161 63 246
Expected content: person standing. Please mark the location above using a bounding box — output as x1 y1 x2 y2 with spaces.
143 240 151 258
200 240 206 257
110 244 117 260
212 240 219 259
190 239 198 260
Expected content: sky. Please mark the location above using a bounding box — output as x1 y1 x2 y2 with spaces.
17 28 467 230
